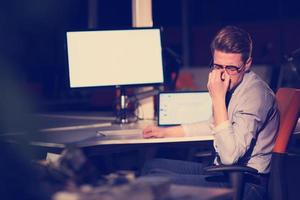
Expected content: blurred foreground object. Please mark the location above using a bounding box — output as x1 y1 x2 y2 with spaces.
0 58 48 199
0 59 38 135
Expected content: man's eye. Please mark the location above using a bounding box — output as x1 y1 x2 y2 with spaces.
214 65 223 70
226 66 237 71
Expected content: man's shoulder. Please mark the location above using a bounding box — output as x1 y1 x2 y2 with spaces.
244 71 274 95
237 71 275 103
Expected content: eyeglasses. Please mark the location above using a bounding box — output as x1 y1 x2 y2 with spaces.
210 62 245 75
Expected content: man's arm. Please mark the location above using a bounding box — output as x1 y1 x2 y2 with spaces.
207 70 230 126
213 86 274 164
143 119 212 138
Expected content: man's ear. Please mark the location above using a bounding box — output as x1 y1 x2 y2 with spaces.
245 57 252 71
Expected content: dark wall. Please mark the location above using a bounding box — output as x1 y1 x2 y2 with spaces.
154 0 300 66
1 0 299 109
0 1 88 98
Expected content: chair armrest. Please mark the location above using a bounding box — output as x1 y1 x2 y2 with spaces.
204 165 258 200
204 164 258 174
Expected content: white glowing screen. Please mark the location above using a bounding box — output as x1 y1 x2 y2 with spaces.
66 29 164 88
159 92 212 125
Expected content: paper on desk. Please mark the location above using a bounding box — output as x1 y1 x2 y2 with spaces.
96 129 144 140
97 129 143 136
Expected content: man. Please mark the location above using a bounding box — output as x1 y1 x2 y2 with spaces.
142 26 279 199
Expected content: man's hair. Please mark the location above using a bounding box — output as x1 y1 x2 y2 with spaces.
210 26 253 62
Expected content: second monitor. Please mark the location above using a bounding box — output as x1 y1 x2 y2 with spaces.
158 91 212 126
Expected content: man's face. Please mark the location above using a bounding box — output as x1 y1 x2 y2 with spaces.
212 50 252 90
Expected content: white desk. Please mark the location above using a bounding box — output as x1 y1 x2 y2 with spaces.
75 133 214 147
13 112 214 149
30 125 214 149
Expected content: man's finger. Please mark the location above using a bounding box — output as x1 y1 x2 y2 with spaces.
211 69 222 82
223 72 231 88
224 72 230 82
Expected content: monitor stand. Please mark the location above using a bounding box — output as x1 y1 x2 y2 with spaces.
114 86 161 125
114 86 132 124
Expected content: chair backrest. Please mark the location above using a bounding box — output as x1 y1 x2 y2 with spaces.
273 88 300 153
269 88 300 200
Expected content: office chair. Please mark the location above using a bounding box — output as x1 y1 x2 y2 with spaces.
204 88 300 200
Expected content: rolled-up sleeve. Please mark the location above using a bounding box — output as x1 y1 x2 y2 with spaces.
213 88 270 165
182 118 212 137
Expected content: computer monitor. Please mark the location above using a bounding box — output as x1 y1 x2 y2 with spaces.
66 28 164 123
66 28 164 88
158 91 212 126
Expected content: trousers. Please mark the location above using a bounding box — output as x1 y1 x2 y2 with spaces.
141 158 268 200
